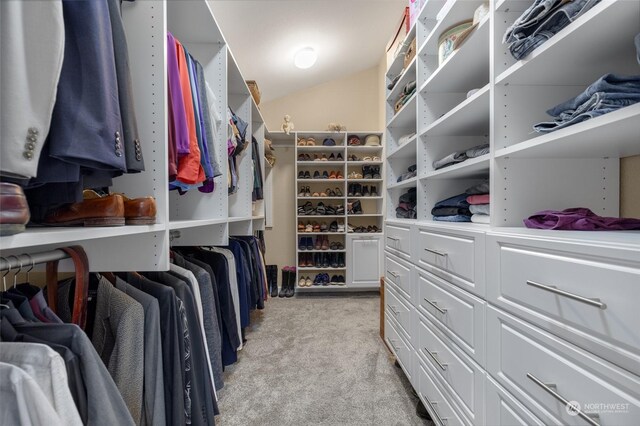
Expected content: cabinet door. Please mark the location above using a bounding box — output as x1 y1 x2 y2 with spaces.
347 236 382 287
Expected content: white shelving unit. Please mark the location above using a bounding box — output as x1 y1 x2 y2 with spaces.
383 0 640 425
294 131 384 291
0 0 270 272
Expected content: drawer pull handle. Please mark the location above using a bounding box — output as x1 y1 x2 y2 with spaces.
386 270 400 278
389 339 400 351
425 348 447 371
425 399 448 424
526 280 607 310
386 304 400 315
424 298 447 314
424 248 447 257
527 373 600 426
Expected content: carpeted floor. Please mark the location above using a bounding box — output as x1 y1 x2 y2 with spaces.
217 294 429 425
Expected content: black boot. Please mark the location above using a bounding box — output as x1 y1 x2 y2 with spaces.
267 265 278 297
279 268 288 298
285 268 296 298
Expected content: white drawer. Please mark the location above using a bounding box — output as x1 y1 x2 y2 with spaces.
385 283 413 342
487 306 640 425
417 357 471 426
385 223 413 261
487 233 640 376
417 268 486 366
485 376 546 426
417 225 485 297
417 313 484 424
384 252 413 302
385 316 413 384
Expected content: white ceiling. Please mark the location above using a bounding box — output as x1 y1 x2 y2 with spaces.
208 0 407 103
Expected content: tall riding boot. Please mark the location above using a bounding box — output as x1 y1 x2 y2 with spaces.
286 267 296 298
279 267 288 298
267 265 278 297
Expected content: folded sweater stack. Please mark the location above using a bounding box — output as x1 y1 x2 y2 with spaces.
466 181 490 224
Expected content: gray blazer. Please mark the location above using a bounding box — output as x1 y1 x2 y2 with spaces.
92 276 144 425
115 277 166 426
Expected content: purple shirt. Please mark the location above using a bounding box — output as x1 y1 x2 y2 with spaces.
167 32 190 156
524 208 640 231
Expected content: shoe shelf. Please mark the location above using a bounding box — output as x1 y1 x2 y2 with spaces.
348 161 384 166
386 24 417 79
495 1 640 85
297 232 346 236
297 215 345 219
296 146 346 152
387 94 417 129
347 146 384 152
168 218 228 230
495 103 640 159
422 156 490 180
348 213 384 217
347 179 384 183
419 15 490 94
420 84 490 137
298 267 347 271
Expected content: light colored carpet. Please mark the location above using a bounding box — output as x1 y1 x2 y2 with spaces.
217 294 429 426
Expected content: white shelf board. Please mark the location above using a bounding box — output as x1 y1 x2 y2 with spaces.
488 227 640 248
422 84 490 137
420 16 490 94
347 146 384 152
296 146 346 151
423 0 448 20
348 161 384 165
167 0 224 44
347 196 383 200
347 214 384 217
347 232 384 236
387 176 418 189
297 267 347 271
297 161 345 166
422 156 490 179
419 0 487 56
227 48 250 96
495 103 640 159
387 56 417 102
298 197 346 200
1 224 166 250
169 218 227 230
348 179 384 183
388 136 417 159
227 216 253 223
297 215 346 219
297 232 346 236
495 0 534 13
266 131 295 145
387 94 417 129
496 1 640 86
298 179 346 183
387 25 417 77
252 215 265 220
251 98 265 125
416 220 490 231
385 218 418 225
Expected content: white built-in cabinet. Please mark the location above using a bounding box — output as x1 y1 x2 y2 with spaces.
0 0 269 271
346 235 383 288
383 0 640 425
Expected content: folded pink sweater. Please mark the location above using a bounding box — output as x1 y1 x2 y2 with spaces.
467 194 490 205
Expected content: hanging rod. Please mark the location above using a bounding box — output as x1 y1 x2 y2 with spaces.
0 249 69 272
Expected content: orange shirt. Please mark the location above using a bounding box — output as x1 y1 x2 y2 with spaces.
175 39 205 185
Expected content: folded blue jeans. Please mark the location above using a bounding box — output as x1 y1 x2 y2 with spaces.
433 193 469 209
433 214 471 223
506 0 600 60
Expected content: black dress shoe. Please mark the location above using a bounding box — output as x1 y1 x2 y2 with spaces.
304 171 311 179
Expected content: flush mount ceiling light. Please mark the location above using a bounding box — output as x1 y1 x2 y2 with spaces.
294 47 317 69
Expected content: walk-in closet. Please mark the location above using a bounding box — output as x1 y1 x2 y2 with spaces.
1 0 639 424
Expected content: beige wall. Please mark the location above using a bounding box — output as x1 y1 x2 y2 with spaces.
621 155 640 217
261 66 384 132
262 64 387 278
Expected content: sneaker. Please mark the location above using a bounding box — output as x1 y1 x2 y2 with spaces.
304 171 311 179
306 236 314 250
313 171 320 179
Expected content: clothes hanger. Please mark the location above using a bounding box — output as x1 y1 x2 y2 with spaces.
2 257 13 292
12 256 23 289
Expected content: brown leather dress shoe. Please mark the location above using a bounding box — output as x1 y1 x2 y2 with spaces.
44 190 125 226
0 182 31 236
122 195 156 225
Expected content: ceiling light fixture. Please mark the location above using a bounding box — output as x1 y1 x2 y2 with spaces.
294 47 317 69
